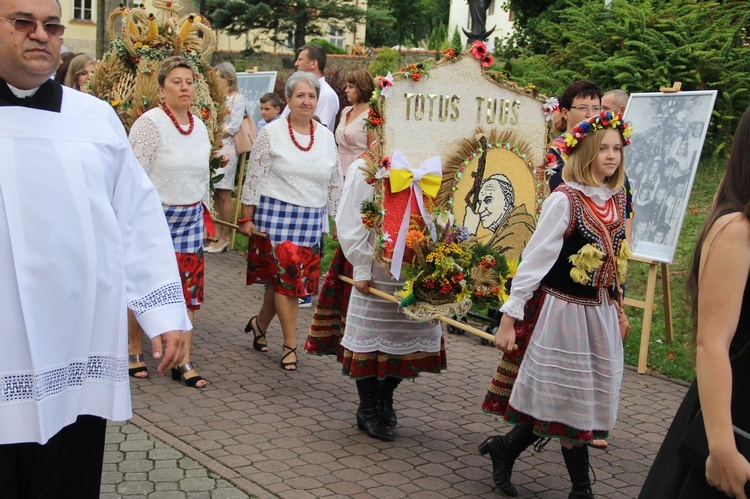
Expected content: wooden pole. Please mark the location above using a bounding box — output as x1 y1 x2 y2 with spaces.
229 153 248 250
337 275 506 345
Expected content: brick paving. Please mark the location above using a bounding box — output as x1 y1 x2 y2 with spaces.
107 250 690 498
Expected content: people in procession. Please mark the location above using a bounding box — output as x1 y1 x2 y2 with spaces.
205 61 247 254
329 150 447 442
239 71 342 371
0 0 188 494
335 69 376 176
480 112 632 498
639 105 750 499
62 52 95 91
549 81 634 243
256 91 282 133
128 55 215 388
280 44 340 130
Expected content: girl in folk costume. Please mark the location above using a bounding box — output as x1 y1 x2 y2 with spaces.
480 112 632 498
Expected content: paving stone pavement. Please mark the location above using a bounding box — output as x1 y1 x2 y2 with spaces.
108 250 691 498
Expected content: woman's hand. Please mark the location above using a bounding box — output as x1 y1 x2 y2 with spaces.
219 154 229 167
706 446 750 499
494 313 517 353
238 220 256 236
354 279 374 295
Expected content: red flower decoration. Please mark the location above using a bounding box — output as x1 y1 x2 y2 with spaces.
443 48 456 59
481 54 494 68
471 40 488 60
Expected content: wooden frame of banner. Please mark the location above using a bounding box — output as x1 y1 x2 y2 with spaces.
624 255 674 373
228 152 248 250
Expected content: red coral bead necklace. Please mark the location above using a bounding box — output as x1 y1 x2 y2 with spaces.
161 101 194 135
287 115 315 151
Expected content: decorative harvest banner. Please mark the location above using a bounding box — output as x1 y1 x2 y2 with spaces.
361 44 551 319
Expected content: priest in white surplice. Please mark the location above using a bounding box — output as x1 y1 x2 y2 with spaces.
0 0 189 496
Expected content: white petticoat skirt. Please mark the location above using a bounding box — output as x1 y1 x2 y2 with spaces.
508 291 624 432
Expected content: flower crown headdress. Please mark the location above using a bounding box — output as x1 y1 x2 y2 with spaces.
559 111 632 155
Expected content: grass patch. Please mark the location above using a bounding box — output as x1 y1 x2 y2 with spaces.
623 157 725 381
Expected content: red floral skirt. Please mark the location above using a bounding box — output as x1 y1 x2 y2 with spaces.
481 289 607 443
305 246 352 359
176 249 204 311
340 339 447 380
246 236 321 298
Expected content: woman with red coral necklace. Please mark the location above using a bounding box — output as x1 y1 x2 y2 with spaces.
128 56 214 388
238 72 342 371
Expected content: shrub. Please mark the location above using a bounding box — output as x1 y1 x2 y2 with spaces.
310 38 348 55
367 48 400 77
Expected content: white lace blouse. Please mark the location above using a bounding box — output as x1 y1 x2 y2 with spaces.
129 107 211 206
241 116 342 214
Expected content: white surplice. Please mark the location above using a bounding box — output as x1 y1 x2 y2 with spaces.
0 88 191 445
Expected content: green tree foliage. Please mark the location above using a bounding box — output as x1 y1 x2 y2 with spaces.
451 25 463 53
499 0 750 154
365 0 449 48
427 22 449 50
206 0 365 51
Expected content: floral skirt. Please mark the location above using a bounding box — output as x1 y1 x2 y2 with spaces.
340 339 447 380
246 236 321 298
305 246 352 359
176 249 204 311
481 289 608 443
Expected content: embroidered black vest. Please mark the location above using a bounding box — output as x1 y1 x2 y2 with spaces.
540 184 626 305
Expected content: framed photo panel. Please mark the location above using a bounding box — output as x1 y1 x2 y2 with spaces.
237 71 278 125
623 90 717 263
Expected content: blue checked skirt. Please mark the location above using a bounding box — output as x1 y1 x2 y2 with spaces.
255 196 324 246
163 203 204 254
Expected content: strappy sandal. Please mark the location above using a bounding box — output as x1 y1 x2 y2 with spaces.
280 345 297 371
171 362 207 388
128 353 149 379
244 316 269 352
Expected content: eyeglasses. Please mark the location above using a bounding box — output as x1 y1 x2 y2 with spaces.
570 105 603 114
0 17 66 37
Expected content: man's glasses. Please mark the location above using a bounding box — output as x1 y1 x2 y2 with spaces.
570 105 603 114
0 17 66 37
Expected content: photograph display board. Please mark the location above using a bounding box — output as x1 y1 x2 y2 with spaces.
623 90 717 263
237 71 277 125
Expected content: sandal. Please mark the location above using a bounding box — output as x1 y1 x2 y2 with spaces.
280 345 297 371
171 362 207 388
128 354 149 379
244 316 269 352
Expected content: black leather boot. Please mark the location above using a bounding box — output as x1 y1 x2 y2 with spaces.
378 377 402 427
561 445 594 499
355 378 395 441
478 423 539 497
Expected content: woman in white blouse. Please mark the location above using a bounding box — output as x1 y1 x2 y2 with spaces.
238 72 342 371
128 56 212 388
206 62 247 253
335 69 376 176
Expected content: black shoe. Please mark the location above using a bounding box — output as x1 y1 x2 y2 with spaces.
355 378 395 441
561 445 594 499
478 423 539 497
378 377 402 427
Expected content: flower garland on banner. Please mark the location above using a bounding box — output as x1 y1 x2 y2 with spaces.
470 40 495 68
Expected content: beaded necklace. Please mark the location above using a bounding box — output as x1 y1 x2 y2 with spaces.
161 101 194 135
287 115 315 152
582 194 615 222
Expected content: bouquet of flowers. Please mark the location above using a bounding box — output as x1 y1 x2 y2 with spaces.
395 208 506 307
